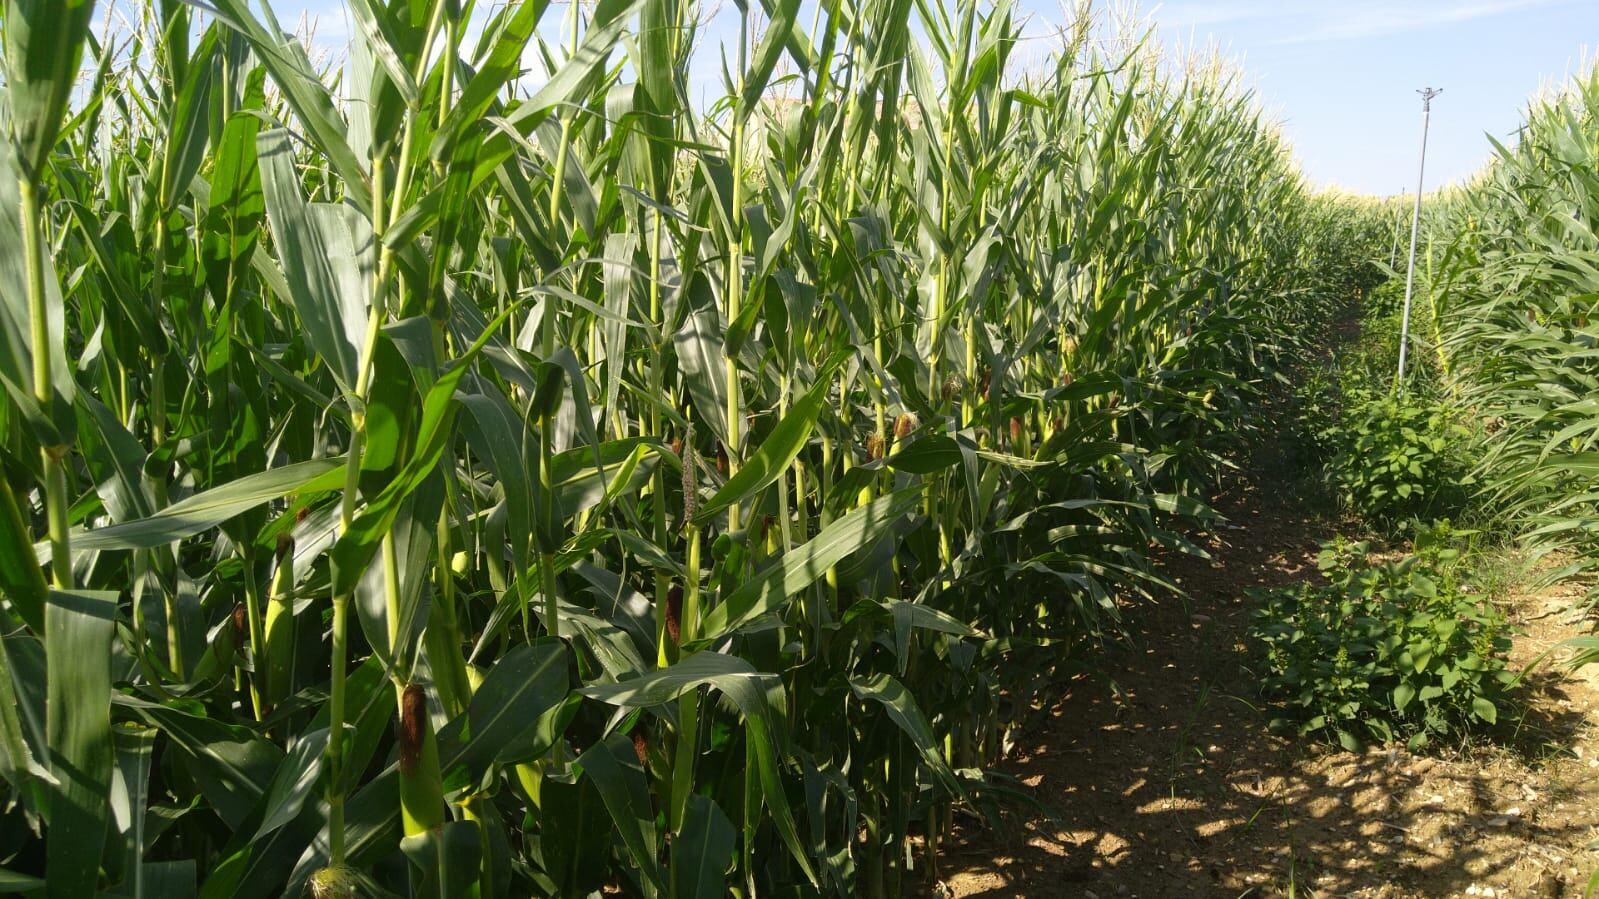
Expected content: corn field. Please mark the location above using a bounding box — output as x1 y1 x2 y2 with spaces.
1421 64 1599 604
0 1 1397 896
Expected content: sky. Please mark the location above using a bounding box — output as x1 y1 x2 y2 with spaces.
260 0 1596 196
1121 0 1597 195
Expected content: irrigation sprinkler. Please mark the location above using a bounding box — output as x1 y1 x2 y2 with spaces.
1397 87 1442 393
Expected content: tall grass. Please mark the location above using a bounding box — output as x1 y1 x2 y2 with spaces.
0 2 1372 895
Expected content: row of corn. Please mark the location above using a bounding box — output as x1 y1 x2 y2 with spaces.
0 1 1384 896
1406 64 1598 603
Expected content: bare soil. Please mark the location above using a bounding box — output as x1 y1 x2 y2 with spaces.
932 442 1599 898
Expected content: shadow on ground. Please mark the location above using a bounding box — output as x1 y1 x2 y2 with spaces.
934 433 1599 899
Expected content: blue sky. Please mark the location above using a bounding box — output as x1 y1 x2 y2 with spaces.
264 0 1594 196
1119 0 1597 194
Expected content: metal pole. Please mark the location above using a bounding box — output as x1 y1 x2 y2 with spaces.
1397 88 1441 392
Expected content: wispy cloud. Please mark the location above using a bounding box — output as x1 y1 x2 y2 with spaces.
1269 0 1576 45
1149 1 1284 30
1144 0 1577 45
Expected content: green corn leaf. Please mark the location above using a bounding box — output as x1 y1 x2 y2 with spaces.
257 128 369 393
443 639 569 774
0 476 46 631
1 0 97 178
200 109 266 307
499 0 641 129
319 656 399 799
694 358 839 525
848 673 962 798
109 726 157 897
161 23 221 208
670 794 735 899
399 820 482 899
344 0 420 108
580 652 816 885
576 732 663 898
540 775 611 897
738 0 801 112
0 132 73 443
201 0 370 212
329 364 469 597
0 622 48 825
38 458 345 561
64 204 163 349
441 0 641 211
251 727 328 842
696 490 922 640
551 438 664 525
130 701 283 831
673 287 730 448
0 869 44 895
352 478 442 672
44 589 116 899
75 395 156 524
430 0 549 161
330 302 518 597
457 387 535 586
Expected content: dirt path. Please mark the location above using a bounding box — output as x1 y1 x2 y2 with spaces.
935 436 1599 898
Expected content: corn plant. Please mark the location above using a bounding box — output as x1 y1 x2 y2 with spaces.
1426 64 1599 604
0 2 1379 896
